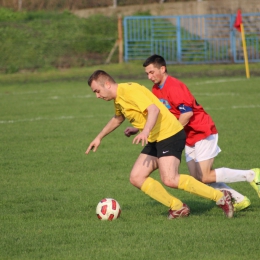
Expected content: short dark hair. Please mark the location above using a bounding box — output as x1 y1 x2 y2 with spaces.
143 54 167 72
88 70 116 86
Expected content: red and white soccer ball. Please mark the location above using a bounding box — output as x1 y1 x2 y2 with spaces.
96 198 121 221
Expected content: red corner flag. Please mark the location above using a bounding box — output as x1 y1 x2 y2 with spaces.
234 9 242 32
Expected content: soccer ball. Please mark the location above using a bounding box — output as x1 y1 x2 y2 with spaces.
96 198 121 221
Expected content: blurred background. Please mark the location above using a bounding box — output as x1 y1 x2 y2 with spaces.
0 1 201 11
0 0 259 74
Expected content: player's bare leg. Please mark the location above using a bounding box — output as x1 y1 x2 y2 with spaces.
187 158 251 211
187 157 215 182
158 155 233 217
129 153 158 188
130 153 189 218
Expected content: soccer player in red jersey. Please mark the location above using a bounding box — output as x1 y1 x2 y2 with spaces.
125 54 260 211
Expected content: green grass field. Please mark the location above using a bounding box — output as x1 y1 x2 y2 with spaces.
1 67 260 259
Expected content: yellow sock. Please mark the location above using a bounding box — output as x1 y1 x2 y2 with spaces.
141 177 183 210
178 174 223 202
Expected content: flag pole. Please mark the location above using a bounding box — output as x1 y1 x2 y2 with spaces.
234 9 250 79
240 23 250 79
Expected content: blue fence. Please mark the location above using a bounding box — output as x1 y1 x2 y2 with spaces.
123 13 260 64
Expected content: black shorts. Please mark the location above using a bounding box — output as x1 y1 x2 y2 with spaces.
141 129 186 160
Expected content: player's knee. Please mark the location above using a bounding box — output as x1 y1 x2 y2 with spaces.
129 175 142 189
161 178 178 189
195 174 203 182
191 171 203 182
129 175 136 186
200 175 212 184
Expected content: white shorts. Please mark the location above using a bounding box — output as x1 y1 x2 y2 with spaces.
185 134 221 162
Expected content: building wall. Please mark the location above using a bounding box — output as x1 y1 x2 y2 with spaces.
73 0 260 18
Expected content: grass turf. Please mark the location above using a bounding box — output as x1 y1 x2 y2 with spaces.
0 71 260 259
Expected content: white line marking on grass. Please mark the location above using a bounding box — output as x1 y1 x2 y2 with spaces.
0 90 96 99
0 93 95 99
0 115 98 124
188 78 245 96
193 78 246 85
193 92 239 96
0 90 46 96
0 104 258 124
73 95 93 98
232 105 260 109
47 95 94 99
205 104 260 110
48 94 94 99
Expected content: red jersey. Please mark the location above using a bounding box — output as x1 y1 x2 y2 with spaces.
152 76 217 146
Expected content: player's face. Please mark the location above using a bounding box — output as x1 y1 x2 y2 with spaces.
145 64 165 85
90 80 113 101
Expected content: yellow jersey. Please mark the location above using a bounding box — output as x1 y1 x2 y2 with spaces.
114 82 183 142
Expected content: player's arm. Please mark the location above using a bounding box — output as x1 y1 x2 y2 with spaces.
133 104 159 146
178 104 193 126
179 111 193 126
86 115 125 154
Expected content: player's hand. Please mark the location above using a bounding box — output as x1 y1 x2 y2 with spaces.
124 127 139 137
85 138 101 154
132 131 148 146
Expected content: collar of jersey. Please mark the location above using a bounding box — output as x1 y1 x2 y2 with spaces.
158 76 168 89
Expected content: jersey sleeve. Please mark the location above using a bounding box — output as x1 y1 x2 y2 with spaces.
168 79 194 108
178 104 193 113
114 101 123 116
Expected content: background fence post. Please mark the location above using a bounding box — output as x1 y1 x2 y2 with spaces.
118 15 123 64
18 0 22 11
176 16 181 63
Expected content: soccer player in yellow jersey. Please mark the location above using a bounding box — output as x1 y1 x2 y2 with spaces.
86 70 234 219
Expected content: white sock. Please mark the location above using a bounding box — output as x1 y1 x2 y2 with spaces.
208 182 245 203
215 168 255 183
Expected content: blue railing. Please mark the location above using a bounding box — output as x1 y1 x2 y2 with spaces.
124 13 260 64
